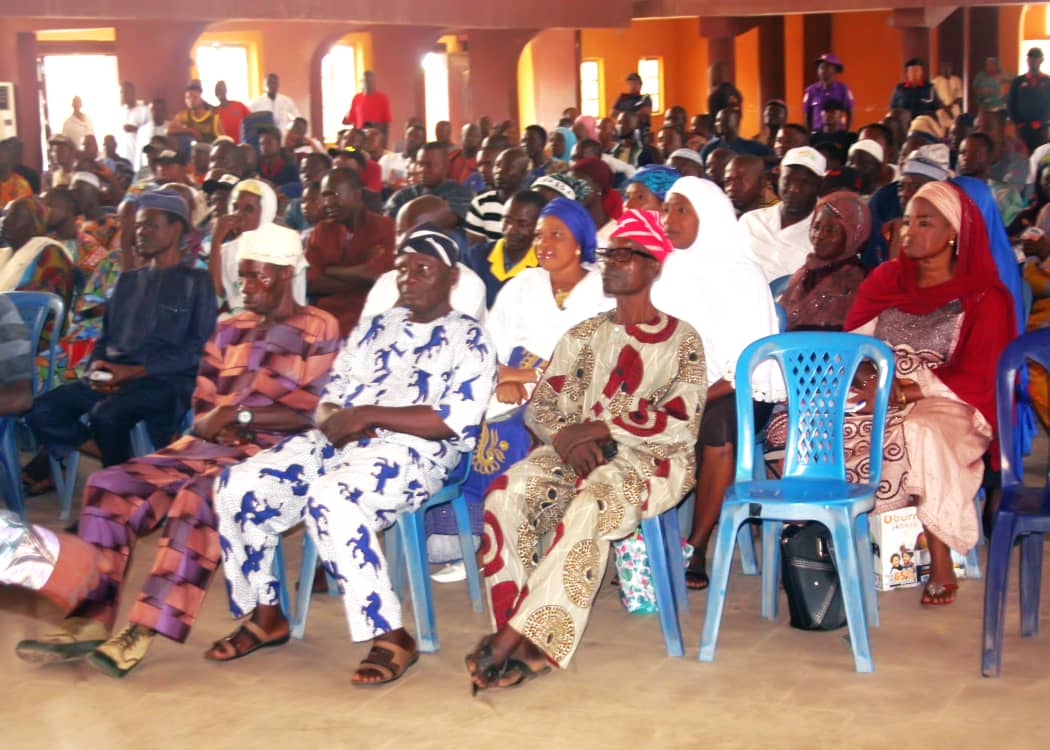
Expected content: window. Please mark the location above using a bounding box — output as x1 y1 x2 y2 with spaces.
321 43 358 143
41 54 121 154
638 57 662 112
422 51 450 140
195 44 250 105
580 58 603 118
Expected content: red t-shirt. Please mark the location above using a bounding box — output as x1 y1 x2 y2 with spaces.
343 92 392 128
217 101 250 143
305 213 396 335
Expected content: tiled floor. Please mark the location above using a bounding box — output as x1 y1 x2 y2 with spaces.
3 450 1050 750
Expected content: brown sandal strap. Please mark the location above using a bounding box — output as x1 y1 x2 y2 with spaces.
353 641 418 683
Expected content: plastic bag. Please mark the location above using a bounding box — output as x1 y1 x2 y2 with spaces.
612 527 692 614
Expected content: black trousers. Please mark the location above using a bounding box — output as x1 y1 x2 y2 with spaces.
26 377 185 467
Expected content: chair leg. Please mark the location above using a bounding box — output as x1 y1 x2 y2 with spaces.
272 539 291 620
1019 533 1043 638
760 520 780 621
827 507 873 673
659 507 688 613
399 511 439 653
450 494 484 613
737 521 759 576
965 493 984 579
385 521 405 599
699 505 747 662
852 511 879 628
982 515 1016 677
0 422 25 517
50 453 80 522
291 534 319 640
641 516 684 657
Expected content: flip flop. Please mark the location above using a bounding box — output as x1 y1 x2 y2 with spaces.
204 620 290 662
497 657 552 689
921 581 958 607
685 552 709 591
465 635 505 696
351 640 420 687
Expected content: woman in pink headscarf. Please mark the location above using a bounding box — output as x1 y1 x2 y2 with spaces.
845 180 1015 606
572 115 598 143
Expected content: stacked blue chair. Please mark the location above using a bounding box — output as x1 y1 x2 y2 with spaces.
699 332 894 673
0 292 65 514
982 328 1050 677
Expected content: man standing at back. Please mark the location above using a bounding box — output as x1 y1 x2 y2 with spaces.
214 81 250 144
343 71 392 136
889 59 941 119
250 73 301 134
307 167 396 336
120 82 150 173
803 54 853 133
1009 48 1050 153
384 142 473 221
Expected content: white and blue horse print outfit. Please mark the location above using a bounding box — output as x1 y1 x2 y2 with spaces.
214 308 496 641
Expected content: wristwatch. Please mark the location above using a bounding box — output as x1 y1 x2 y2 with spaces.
236 407 254 426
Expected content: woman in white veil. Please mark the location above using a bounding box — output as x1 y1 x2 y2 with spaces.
653 176 779 589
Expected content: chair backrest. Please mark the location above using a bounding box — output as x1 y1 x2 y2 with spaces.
769 274 792 301
4 291 65 395
734 332 894 484
996 328 1050 489
446 452 473 486
774 303 787 333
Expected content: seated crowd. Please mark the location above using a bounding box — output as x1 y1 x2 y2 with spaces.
1 49 1043 689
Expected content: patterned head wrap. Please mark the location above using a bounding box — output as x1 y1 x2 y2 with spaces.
8 196 48 235
532 173 592 202
572 157 613 196
814 190 872 260
912 180 961 231
397 222 459 266
539 197 597 263
609 209 674 264
625 165 681 201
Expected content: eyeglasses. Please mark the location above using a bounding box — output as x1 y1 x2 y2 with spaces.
596 246 658 263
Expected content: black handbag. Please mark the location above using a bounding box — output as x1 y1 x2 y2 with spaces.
780 522 847 631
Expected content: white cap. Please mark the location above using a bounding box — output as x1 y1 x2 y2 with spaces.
848 138 885 164
237 223 307 269
781 146 827 178
669 148 704 166
70 171 101 190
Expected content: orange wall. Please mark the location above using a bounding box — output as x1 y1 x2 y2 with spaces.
784 15 804 125
580 18 709 131
735 27 761 135
1003 5 1024 76
830 11 902 125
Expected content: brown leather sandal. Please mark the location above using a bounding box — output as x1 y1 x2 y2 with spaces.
204 620 290 662
351 639 420 686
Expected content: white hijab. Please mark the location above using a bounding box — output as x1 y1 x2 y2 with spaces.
652 176 782 399
229 179 278 225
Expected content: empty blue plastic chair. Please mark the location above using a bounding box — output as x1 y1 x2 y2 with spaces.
289 454 481 651
699 332 893 673
982 329 1050 677
7 291 65 396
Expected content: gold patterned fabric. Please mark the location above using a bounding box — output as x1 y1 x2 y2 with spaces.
480 312 706 668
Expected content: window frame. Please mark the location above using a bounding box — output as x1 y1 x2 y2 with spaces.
580 57 604 119
193 43 252 106
320 42 359 143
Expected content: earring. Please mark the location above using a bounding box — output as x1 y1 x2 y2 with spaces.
949 236 958 252
575 248 581 257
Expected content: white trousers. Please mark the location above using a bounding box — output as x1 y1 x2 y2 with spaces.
213 430 441 642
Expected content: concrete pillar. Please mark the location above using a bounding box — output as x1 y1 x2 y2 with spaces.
758 16 786 105
700 17 759 114
890 6 957 70
368 26 443 135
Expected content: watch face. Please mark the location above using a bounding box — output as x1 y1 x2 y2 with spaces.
236 409 252 425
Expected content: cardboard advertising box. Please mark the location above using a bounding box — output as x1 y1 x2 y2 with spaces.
871 507 967 592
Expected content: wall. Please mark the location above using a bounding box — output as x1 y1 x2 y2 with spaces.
517 29 577 131
784 14 804 124
734 26 761 135
580 18 709 130
1001 5 1024 77
830 11 902 125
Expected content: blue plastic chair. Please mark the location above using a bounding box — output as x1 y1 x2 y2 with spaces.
288 454 481 652
0 417 23 515
638 505 690 656
7 291 65 396
699 332 894 673
769 275 792 301
982 329 1050 677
